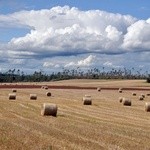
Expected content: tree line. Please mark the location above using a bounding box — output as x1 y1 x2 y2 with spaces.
0 68 149 83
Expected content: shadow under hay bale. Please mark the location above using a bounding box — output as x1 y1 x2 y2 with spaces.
30 94 37 100
145 102 150 112
46 92 51 96
83 97 92 105
9 93 16 100
122 98 131 106
41 103 57 116
147 93 150 96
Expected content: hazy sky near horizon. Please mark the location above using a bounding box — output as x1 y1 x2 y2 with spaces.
0 0 150 73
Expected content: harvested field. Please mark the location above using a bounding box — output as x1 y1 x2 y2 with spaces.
1 79 150 90
0 80 150 150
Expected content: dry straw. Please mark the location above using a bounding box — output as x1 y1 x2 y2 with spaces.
83 97 92 105
41 103 57 116
9 93 16 100
46 92 51 96
122 98 131 106
30 94 37 100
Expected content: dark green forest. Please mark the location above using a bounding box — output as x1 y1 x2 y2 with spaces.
0 68 149 83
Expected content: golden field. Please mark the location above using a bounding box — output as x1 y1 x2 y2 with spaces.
0 79 150 150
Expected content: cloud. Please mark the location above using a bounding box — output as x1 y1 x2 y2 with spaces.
0 6 149 72
8 58 25 65
122 19 150 51
103 61 123 68
0 5 145 59
43 62 60 68
65 62 76 67
43 62 54 67
77 55 95 66
105 25 122 41
103 61 113 67
65 55 95 68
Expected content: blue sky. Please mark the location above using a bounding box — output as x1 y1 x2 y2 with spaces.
1 0 149 18
0 0 150 73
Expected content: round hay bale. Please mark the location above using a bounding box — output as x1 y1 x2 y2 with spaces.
139 96 144 101
46 92 51 96
141 94 145 98
122 98 131 106
145 102 150 112
41 86 48 89
12 89 17 92
83 97 92 105
9 93 16 100
119 97 123 103
132 93 136 96
84 95 91 98
41 86 44 89
30 94 37 100
41 103 57 116
97 87 101 92
44 86 48 90
118 88 122 93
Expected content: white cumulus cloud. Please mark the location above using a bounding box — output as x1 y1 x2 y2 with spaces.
103 61 123 68
65 55 95 68
122 19 150 50
77 55 95 66
0 6 149 72
43 62 60 68
0 5 144 59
